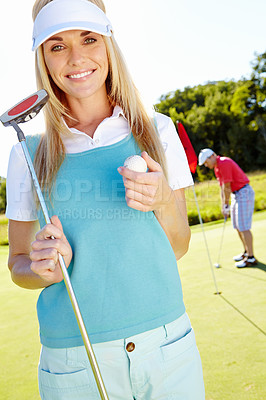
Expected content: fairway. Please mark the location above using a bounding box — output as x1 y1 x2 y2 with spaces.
0 212 265 400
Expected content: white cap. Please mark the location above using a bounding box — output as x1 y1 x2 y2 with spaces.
32 0 113 51
198 148 214 165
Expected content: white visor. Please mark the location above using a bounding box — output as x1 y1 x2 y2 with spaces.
32 0 113 51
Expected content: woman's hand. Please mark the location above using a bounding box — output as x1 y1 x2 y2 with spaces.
118 151 173 213
30 215 72 285
118 152 191 260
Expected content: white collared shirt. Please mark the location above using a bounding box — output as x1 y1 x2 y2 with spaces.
6 106 193 221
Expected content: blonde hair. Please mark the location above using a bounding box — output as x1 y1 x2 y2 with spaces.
32 0 167 191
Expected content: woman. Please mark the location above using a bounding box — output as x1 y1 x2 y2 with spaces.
6 0 205 398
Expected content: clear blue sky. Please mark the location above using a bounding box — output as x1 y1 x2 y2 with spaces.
0 0 265 177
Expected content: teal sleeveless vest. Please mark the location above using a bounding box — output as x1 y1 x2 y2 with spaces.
27 134 185 347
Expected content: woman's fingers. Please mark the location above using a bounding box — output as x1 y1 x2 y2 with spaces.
118 153 172 212
31 258 57 274
141 151 162 172
35 223 63 241
125 197 153 212
119 167 161 186
50 215 63 230
122 174 161 211
125 188 154 206
30 245 65 283
31 237 70 256
30 247 58 263
30 215 72 284
123 178 158 198
33 215 70 255
30 259 64 283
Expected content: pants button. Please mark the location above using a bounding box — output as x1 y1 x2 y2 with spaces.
126 342 135 352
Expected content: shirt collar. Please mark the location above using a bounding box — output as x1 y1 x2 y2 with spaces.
63 105 126 136
112 105 126 119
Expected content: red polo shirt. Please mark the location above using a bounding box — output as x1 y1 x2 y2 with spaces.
214 156 249 192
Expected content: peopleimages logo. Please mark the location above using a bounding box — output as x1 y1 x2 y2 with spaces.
14 178 126 203
52 179 125 202
13 178 230 206
13 178 168 203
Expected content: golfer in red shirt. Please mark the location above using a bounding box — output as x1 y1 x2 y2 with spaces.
198 148 257 268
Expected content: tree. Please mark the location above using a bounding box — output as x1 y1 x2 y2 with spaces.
250 52 266 166
155 51 266 179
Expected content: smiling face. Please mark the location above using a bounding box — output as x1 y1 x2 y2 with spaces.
43 30 109 103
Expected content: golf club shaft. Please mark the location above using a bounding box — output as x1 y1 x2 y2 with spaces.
10 121 109 400
192 186 221 294
216 218 227 265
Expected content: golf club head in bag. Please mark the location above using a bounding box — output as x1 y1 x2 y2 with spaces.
0 89 49 128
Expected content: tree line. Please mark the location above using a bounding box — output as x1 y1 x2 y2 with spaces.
155 51 266 181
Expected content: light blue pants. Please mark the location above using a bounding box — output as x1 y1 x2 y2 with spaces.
38 313 205 399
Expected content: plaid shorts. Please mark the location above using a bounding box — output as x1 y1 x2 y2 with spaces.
231 184 254 231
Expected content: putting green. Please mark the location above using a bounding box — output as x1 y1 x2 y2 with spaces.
178 210 266 400
0 211 265 399
0 247 41 399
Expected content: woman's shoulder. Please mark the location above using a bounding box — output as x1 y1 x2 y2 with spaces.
153 111 173 132
152 112 177 143
9 134 42 163
151 112 193 189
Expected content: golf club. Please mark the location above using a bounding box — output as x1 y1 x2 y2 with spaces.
214 217 227 268
192 186 221 295
0 89 109 400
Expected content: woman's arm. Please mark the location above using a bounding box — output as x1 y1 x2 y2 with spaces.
118 152 191 260
154 187 191 260
8 216 72 289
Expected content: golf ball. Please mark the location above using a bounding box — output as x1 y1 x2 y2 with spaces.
124 155 147 172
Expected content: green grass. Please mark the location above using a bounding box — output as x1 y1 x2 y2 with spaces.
178 210 266 400
0 214 8 245
0 212 265 399
0 247 41 400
